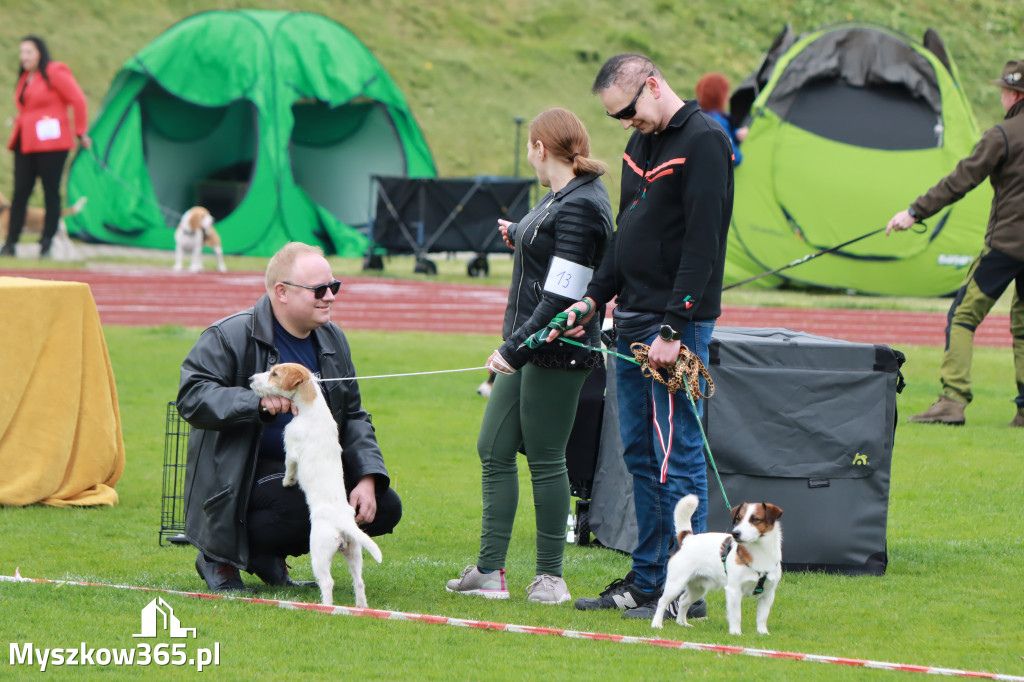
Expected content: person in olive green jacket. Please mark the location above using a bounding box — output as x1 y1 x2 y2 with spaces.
887 59 1024 427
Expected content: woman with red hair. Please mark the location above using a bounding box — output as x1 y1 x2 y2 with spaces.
695 73 745 166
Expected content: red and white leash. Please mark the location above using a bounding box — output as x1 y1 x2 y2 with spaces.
4 571 1021 680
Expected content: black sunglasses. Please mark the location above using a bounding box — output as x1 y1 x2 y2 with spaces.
281 280 341 299
607 72 653 120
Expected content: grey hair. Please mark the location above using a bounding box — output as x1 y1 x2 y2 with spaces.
592 53 661 94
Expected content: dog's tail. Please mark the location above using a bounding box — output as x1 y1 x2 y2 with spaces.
673 494 700 546
347 527 383 564
62 196 87 216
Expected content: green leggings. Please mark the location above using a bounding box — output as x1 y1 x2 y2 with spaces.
476 363 589 577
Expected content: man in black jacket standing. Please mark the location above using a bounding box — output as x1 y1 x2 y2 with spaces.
178 242 401 591
565 53 734 619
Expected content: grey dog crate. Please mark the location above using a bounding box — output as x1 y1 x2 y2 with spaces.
588 326 904 576
703 327 904 576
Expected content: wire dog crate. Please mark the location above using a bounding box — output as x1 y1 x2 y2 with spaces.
160 401 191 546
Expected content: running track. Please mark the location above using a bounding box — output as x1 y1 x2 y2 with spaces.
1 268 1013 348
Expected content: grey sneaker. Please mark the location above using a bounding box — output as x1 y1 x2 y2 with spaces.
526 575 571 604
908 395 966 425
445 565 509 599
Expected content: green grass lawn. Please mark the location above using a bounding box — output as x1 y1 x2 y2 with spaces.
2 325 1023 680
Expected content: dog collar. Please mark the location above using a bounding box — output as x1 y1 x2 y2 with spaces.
720 537 769 596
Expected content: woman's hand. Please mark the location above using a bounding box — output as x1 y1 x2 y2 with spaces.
498 219 514 249
546 297 596 342
77 134 92 150
486 350 516 375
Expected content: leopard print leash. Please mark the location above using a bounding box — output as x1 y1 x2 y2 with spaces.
629 342 715 399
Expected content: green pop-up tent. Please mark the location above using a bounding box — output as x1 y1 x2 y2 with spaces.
67 9 435 257
725 23 991 296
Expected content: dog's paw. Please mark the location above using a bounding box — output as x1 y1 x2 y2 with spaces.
757 627 770 635
729 628 743 636
282 476 297 487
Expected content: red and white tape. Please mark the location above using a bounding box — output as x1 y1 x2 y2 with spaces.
3 570 1021 681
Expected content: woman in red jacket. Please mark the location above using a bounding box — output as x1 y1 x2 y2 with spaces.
2 36 90 257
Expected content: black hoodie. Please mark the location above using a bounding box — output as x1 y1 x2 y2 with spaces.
586 99 734 331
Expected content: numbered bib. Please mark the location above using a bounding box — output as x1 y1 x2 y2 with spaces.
542 256 593 300
35 117 61 142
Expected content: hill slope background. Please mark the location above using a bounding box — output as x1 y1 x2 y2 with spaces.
1 0 1019 208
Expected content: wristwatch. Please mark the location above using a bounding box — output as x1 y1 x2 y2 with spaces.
659 324 682 342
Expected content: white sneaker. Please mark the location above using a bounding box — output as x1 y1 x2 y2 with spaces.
526 575 571 604
446 565 509 599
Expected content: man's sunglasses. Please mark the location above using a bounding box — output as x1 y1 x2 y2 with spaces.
607 72 653 120
281 280 342 299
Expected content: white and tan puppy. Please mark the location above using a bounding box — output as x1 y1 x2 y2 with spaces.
249 362 382 607
0 192 85 260
652 494 783 635
173 206 227 273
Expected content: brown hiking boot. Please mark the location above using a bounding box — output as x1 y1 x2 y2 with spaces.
908 396 966 425
1010 409 1024 427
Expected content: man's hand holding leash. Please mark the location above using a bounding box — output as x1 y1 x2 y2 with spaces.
886 209 917 235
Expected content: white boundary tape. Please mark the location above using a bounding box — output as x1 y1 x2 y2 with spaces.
3 571 1022 681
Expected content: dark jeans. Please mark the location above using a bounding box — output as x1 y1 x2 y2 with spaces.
615 319 714 593
5 149 69 251
246 458 402 559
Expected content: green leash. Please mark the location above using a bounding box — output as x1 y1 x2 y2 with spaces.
526 311 731 511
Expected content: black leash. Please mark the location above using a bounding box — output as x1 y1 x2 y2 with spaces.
723 223 926 291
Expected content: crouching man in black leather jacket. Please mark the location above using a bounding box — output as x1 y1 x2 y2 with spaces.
178 242 401 591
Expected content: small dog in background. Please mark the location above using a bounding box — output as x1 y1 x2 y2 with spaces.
0 192 85 260
249 363 383 607
652 494 783 635
173 206 227 273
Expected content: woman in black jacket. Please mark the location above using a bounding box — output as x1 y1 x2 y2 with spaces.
446 108 613 604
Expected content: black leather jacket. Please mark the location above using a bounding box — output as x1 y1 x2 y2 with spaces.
177 295 389 569
499 173 614 369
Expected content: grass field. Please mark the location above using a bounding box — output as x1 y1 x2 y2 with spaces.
2 324 1023 680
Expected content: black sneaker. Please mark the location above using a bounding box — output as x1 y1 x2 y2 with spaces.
574 571 656 611
195 552 247 591
0 244 15 256
247 554 317 587
622 595 707 620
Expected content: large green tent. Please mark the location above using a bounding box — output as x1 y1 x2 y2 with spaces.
725 23 991 296
67 9 435 257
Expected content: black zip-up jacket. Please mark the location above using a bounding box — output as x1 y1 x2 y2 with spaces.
499 173 614 369
586 100 734 331
177 295 389 569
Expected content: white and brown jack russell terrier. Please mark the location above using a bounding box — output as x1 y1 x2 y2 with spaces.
249 363 382 607
652 494 783 635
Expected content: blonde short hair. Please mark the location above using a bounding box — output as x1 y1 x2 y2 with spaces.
265 242 325 294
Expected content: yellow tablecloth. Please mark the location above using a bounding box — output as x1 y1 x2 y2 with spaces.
0 276 125 506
